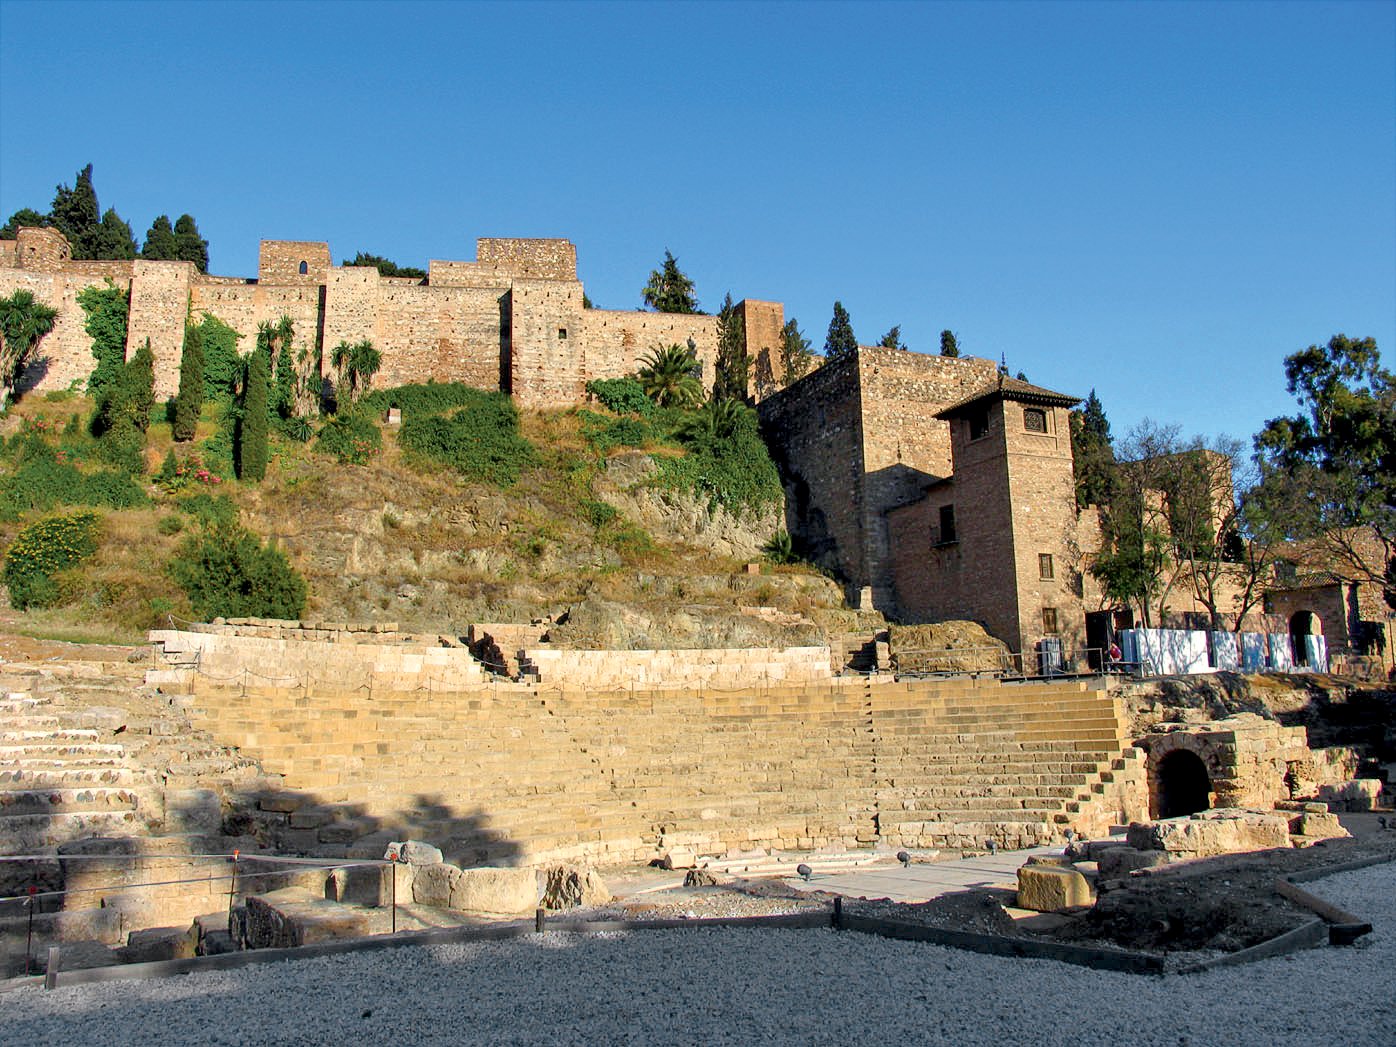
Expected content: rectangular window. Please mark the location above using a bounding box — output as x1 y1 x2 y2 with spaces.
1039 553 1054 579
968 409 990 440
1042 607 1059 634
557 327 568 339
1023 407 1047 432
937 505 957 545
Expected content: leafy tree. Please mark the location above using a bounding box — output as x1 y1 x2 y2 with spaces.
940 330 960 358
824 301 856 360
340 251 425 279
94 339 155 435
77 282 130 400
1 208 49 239
49 164 101 257
585 377 654 416
641 249 699 314
878 325 906 350
1254 334 1396 591
173 215 209 272
330 339 382 409
779 318 814 384
637 342 703 408
712 292 749 402
1070 389 1115 508
238 349 270 482
141 215 180 260
173 323 205 441
0 289 58 409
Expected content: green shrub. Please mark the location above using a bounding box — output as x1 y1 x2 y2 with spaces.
0 445 146 519
168 524 307 620
314 412 381 465
654 402 782 515
580 499 618 529
762 530 797 564
178 493 239 530
79 469 147 509
3 510 100 610
399 394 538 486
359 381 489 418
157 515 183 536
585 378 653 417
578 411 653 454
275 416 313 443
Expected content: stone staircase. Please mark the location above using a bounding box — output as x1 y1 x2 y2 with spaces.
169 672 1144 864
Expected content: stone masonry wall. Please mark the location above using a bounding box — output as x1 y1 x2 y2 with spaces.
126 260 193 400
580 309 719 394
258 241 331 285
758 353 868 586
477 238 577 280
736 299 785 400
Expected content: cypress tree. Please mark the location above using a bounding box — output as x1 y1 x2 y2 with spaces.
127 339 156 432
712 292 749 401
173 214 209 272
239 350 270 482
878 325 905 350
141 215 180 260
49 164 100 257
824 301 856 360
173 323 205 441
779 318 813 384
939 330 960 357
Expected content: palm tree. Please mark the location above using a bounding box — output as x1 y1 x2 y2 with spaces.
682 396 747 442
637 343 702 408
0 290 58 410
331 339 382 409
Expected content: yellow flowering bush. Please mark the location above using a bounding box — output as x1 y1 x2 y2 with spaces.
2 511 100 610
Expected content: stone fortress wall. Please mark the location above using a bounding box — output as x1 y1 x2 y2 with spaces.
0 227 775 407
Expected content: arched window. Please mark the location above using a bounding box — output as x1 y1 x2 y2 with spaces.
1153 749 1211 818
298 261 308 275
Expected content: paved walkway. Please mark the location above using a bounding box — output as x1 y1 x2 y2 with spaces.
784 846 1063 903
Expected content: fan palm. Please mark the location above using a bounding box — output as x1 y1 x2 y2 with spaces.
0 290 58 409
637 343 702 408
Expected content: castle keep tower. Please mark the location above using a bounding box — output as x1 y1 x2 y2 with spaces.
887 376 1084 653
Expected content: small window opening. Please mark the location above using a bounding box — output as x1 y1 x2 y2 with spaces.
968 408 990 440
298 260 308 275
937 505 957 545
558 327 568 340
1024 407 1047 432
1039 553 1054 580
1042 607 1059 634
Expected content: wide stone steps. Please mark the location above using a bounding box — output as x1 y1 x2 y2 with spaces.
0 785 146 816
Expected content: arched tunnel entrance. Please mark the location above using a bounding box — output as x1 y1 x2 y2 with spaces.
1153 749 1212 819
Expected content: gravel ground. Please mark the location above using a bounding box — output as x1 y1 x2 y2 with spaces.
4 861 1392 1046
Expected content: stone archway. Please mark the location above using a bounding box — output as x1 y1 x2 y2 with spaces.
1153 748 1212 819
1289 610 1322 668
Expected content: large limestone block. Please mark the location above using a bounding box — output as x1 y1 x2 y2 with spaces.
411 862 459 907
1016 865 1094 912
1316 779 1383 812
1095 846 1170 878
243 887 374 949
1125 809 1291 858
450 867 539 914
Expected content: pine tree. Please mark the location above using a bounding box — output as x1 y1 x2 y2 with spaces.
49 164 101 257
173 215 209 272
824 301 856 360
712 293 749 401
779 318 813 384
878 325 906 350
939 330 960 358
91 208 137 260
141 215 180 260
1071 388 1116 508
641 250 699 314
239 350 270 482
173 323 205 441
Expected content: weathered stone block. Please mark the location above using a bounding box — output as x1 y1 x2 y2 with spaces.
1016 864 1094 912
1297 812 1349 839
450 867 539 914
411 862 457 907
402 840 443 866
540 864 611 909
123 924 197 963
1095 845 1170 878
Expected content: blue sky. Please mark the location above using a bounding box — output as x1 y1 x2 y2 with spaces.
1 0 1391 446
